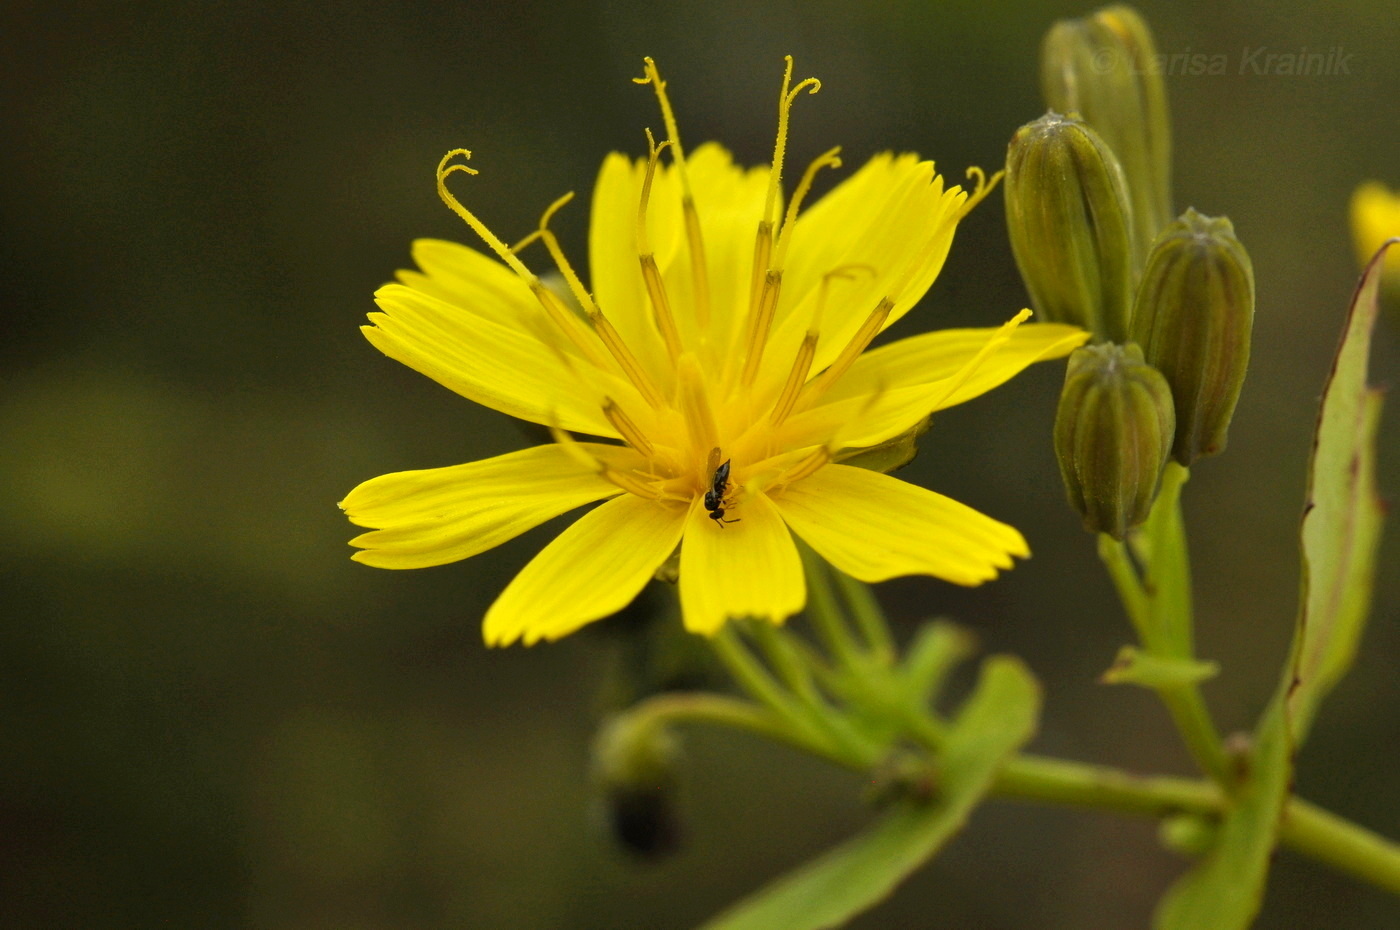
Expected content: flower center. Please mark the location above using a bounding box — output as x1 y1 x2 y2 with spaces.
429 56 1000 518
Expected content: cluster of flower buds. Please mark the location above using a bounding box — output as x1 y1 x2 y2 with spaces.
1007 4 1256 536
1040 4 1172 256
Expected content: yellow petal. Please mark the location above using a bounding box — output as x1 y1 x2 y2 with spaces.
780 312 1083 451
759 156 968 390
343 443 635 569
588 153 673 377
365 283 623 436
679 492 805 636
394 239 539 331
772 464 1028 586
483 495 688 646
663 144 772 359
825 322 1089 406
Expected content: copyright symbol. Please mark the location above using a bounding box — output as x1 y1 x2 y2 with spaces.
1091 48 1118 73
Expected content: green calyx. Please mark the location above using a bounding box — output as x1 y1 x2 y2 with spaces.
1041 4 1174 256
1054 342 1176 539
1130 207 1256 465
1005 112 1137 343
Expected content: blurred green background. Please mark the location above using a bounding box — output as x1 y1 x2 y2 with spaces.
3 0 1397 927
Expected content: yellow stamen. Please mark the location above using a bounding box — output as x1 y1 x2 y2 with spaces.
528 282 615 375
797 297 893 407
764 265 871 429
761 57 822 229
588 306 667 410
777 444 830 487
809 263 876 334
550 425 665 500
739 270 783 388
603 397 655 459
768 332 817 429
637 129 685 361
635 57 712 330
436 150 534 279
518 190 672 408
736 58 821 391
747 220 774 327
772 146 842 270
956 165 1003 220
676 353 720 463
438 151 618 375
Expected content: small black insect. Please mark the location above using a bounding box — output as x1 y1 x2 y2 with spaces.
704 447 740 527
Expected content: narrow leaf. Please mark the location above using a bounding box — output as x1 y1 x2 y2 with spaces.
1288 239 1392 745
1152 240 1396 929
1153 695 1291 929
701 656 1040 930
1100 645 1219 687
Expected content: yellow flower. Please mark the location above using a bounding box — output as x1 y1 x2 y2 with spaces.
340 58 1088 646
1350 181 1400 278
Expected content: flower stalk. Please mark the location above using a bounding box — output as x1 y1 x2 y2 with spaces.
605 574 1400 897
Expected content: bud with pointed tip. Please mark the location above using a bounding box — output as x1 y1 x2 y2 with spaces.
1055 343 1175 539
1130 208 1255 465
591 715 680 857
1005 112 1136 343
1041 4 1173 254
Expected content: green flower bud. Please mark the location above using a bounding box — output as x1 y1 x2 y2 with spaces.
1054 343 1175 539
1041 4 1173 254
1159 813 1219 858
1005 112 1137 343
1130 208 1255 465
591 715 680 857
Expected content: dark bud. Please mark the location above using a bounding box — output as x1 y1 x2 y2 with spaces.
591 715 681 859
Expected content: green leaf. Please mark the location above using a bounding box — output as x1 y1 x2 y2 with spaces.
1153 695 1292 930
1100 645 1219 687
1287 240 1391 746
700 656 1040 930
1152 241 1395 929
834 416 930 474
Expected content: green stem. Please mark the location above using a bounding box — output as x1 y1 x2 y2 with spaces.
747 621 885 763
710 627 878 766
747 621 823 707
634 685 1400 896
615 692 856 768
1099 514 1231 788
1156 685 1232 787
992 755 1400 894
1098 534 1155 645
833 569 896 665
1281 798 1400 896
801 548 867 672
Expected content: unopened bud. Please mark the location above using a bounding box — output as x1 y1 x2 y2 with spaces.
1159 813 1218 858
1054 343 1175 539
591 715 680 857
1130 208 1255 465
1042 4 1173 254
1005 112 1136 343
